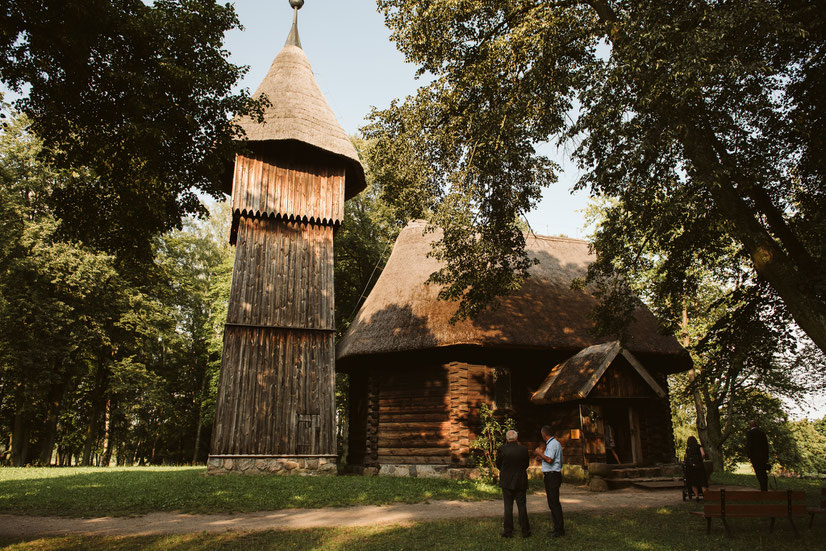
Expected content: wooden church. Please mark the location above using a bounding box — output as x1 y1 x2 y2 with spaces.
208 2 365 475
337 221 691 474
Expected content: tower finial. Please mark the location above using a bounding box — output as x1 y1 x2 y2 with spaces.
286 1 304 48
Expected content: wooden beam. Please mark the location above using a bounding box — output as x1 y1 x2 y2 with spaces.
620 349 667 398
578 341 622 399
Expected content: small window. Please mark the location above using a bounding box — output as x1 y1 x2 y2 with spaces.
493 367 512 411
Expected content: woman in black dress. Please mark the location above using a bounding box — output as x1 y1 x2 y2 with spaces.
684 436 708 500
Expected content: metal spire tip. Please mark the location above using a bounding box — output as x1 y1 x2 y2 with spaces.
285 0 304 48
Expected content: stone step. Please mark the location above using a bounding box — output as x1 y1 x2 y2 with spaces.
606 476 682 490
632 478 685 490
604 464 683 479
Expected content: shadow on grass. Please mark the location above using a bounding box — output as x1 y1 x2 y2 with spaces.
2 507 824 551
0 467 502 517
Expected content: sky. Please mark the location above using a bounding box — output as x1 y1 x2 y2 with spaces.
224 0 592 239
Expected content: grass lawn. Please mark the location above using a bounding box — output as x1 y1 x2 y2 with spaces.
2 506 824 551
0 466 535 517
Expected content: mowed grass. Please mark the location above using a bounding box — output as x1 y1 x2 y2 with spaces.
2 506 824 551
0 466 522 517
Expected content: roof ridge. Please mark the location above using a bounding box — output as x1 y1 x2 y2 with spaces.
530 234 588 245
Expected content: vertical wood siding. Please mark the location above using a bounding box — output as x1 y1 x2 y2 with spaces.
230 154 345 227
211 327 335 455
211 158 341 460
227 218 334 330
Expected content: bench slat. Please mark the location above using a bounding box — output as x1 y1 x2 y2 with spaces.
722 504 807 517
710 490 805 502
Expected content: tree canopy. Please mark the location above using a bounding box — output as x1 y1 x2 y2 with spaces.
0 0 264 262
367 0 826 354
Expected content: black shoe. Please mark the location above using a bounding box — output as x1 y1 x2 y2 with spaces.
551 530 565 538
500 532 513 538
522 533 532 538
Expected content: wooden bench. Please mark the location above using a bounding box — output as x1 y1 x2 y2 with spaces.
690 488 807 536
809 487 826 528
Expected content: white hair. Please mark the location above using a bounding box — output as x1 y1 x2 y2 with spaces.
506 429 518 442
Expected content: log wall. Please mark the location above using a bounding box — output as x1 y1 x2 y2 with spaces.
344 353 678 470
638 372 676 463
376 367 450 465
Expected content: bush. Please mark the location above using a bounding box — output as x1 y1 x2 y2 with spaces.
468 403 515 483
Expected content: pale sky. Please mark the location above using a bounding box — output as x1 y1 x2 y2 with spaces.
224 0 592 239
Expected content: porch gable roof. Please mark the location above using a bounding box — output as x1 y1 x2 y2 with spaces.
530 341 667 404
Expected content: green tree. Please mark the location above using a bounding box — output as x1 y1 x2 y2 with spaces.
368 1 826 354
785 418 826 475
0 108 234 466
0 109 135 465
0 0 265 262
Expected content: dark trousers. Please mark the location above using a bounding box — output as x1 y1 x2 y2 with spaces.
502 487 530 536
751 460 768 491
543 471 564 533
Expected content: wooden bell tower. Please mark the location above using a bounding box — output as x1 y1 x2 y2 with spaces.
208 0 365 474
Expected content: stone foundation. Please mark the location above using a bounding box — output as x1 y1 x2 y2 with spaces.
206 456 337 475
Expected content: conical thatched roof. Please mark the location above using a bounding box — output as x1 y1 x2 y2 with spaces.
337 221 690 371
233 42 365 200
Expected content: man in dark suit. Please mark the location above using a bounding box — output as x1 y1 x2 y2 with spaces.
496 429 531 538
746 420 770 491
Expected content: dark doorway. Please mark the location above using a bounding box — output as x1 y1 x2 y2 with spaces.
602 404 633 464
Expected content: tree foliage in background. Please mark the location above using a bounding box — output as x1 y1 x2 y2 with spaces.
369 1 826 355
335 139 404 336
0 0 265 262
0 109 233 466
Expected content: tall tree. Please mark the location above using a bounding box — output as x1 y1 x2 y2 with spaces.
0 0 265 262
368 1 826 353
0 108 235 466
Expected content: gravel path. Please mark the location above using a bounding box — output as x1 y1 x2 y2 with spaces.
0 485 714 539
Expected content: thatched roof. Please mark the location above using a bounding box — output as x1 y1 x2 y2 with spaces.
337 221 690 371
231 40 365 200
530 341 667 404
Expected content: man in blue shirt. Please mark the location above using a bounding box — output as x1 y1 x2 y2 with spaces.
534 425 564 537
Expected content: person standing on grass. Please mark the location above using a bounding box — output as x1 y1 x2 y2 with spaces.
746 420 770 491
534 425 564 537
684 436 708 500
496 429 531 539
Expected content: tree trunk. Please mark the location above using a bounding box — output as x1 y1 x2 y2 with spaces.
11 410 28 467
101 398 113 467
39 380 69 466
678 107 826 356
81 362 108 466
191 369 210 465
699 385 726 474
